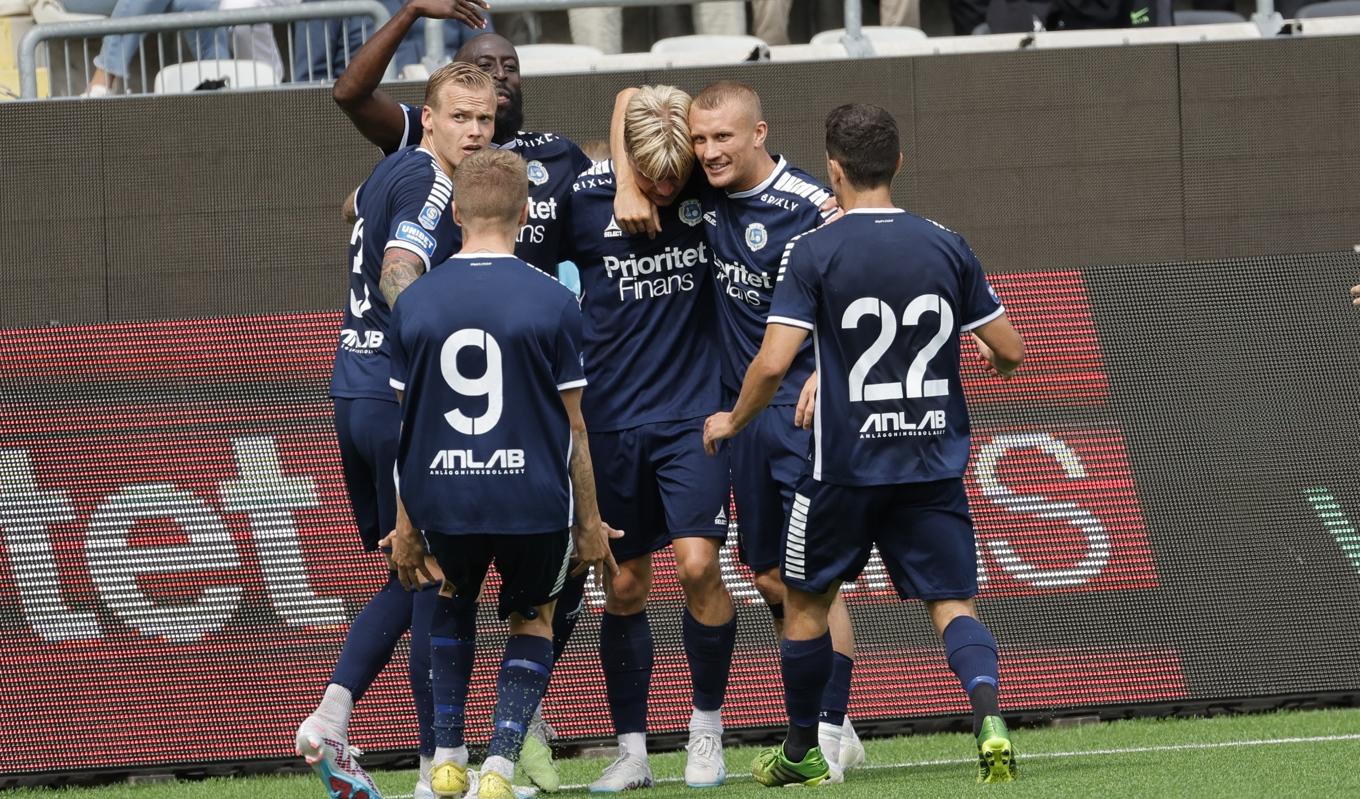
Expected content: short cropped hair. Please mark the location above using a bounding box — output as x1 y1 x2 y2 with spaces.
425 61 495 110
692 80 763 123
623 85 695 183
453 150 528 225
825 103 900 190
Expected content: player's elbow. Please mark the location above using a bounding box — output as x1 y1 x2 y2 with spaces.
750 353 787 385
332 78 364 112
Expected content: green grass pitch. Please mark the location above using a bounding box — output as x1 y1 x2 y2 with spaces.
5 709 1357 798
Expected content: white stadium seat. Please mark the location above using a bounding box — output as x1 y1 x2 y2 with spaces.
921 33 1034 55
153 59 278 94
1031 22 1261 48
516 43 605 76
768 43 851 61
811 25 928 47
651 34 770 62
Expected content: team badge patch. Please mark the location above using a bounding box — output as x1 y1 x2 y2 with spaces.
395 221 437 256
527 160 549 187
680 199 703 227
745 222 768 251
418 204 442 230
987 282 1001 303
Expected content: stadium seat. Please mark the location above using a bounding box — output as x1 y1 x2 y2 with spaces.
28 0 104 23
768 43 850 61
1296 0 1360 15
591 52 673 73
1294 13 1360 33
651 34 769 62
923 33 1034 54
153 59 277 93
1031 22 1260 47
811 25 928 48
1173 9 1248 24
516 43 604 75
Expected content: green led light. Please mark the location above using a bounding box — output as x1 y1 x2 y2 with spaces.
1306 488 1360 574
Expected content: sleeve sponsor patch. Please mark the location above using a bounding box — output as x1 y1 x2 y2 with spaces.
395 221 438 256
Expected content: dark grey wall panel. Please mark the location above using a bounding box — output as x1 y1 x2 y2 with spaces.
912 46 1185 273
99 89 376 320
1180 37 1360 259
0 102 107 327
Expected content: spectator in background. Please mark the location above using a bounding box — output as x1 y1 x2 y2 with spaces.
79 0 229 95
570 2 745 55
752 0 842 46
292 0 488 82
219 0 294 79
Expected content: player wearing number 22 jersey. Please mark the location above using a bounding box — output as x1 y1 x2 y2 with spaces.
705 103 1024 788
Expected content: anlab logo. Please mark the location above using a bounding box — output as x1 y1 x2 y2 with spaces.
680 199 702 227
527 160 549 187
745 222 768 252
418 204 442 230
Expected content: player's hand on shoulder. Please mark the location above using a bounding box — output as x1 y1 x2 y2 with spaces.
410 0 489 28
795 373 817 429
703 412 738 455
614 181 661 238
571 520 624 590
818 195 844 224
380 521 435 590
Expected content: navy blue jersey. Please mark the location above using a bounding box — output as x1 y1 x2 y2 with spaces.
389 254 587 535
767 209 1004 486
332 147 458 402
704 157 832 404
561 160 722 432
395 104 590 271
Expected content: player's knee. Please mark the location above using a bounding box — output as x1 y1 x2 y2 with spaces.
605 568 648 613
753 569 785 605
675 549 722 596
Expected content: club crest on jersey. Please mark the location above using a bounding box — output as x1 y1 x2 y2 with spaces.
680 199 703 227
418 203 442 230
745 222 768 252
604 215 623 238
987 282 1001 303
527 160 549 187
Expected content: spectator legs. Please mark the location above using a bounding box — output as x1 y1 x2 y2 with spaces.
568 6 623 54
752 0 794 44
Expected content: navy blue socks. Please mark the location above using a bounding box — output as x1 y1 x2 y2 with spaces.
943 616 1001 736
408 584 438 758
487 635 554 760
683 609 737 712
819 652 854 726
781 632 833 761
600 611 653 735
431 593 479 748
329 572 412 700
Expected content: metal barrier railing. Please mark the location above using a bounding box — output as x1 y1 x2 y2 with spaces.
17 0 391 99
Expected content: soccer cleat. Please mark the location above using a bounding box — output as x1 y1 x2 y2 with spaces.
976 716 1018 784
295 719 384 799
415 779 435 799
478 771 517 799
684 730 726 788
839 717 867 772
750 745 832 788
588 752 654 793
519 719 561 792
432 759 470 798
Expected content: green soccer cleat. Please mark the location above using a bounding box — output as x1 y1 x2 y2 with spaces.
751 745 832 787
976 716 1018 784
518 729 561 792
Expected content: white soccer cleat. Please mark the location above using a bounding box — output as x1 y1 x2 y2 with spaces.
588 751 654 793
839 717 867 772
683 730 726 788
294 718 384 799
415 778 435 799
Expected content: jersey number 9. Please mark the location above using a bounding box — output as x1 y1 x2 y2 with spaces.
440 329 503 435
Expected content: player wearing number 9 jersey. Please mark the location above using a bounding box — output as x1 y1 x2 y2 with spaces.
703 103 1025 788
387 149 619 799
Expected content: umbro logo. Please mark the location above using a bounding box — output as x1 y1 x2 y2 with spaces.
604 215 623 238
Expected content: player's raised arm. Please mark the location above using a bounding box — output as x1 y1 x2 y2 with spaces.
609 87 661 237
334 0 490 152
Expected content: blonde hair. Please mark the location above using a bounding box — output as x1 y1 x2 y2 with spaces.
424 61 495 110
623 85 694 184
692 80 763 124
453 150 528 226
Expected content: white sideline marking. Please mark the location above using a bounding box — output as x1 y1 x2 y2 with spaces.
383 732 1360 796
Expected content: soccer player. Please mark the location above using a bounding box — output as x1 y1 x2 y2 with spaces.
295 61 496 799
562 85 736 791
703 103 1027 786
336 16 595 792
334 12 591 274
385 149 620 799
610 80 866 778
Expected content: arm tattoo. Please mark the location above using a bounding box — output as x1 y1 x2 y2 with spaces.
568 427 601 527
379 249 424 306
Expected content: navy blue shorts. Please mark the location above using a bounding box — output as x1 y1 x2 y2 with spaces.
333 397 400 551
590 416 731 564
783 476 979 601
729 404 811 572
425 530 572 621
